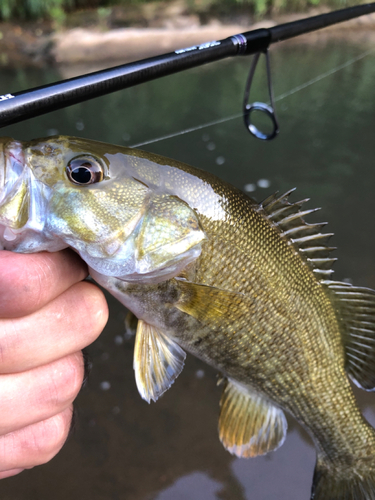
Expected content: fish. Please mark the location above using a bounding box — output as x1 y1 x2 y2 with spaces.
0 135 375 500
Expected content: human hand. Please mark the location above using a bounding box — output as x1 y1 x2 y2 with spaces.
0 249 108 479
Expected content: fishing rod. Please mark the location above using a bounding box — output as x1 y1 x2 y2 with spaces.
0 2 374 136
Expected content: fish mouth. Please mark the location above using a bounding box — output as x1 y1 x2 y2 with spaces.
0 139 28 243
6 140 25 177
0 139 25 193
0 139 57 252
0 224 25 242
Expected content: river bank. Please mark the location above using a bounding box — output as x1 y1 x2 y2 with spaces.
1 2 375 69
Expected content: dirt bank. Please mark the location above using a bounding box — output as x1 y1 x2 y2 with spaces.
1 5 375 68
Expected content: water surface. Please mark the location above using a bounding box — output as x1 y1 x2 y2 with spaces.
0 34 374 500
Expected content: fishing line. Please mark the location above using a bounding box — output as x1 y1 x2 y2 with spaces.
130 46 375 148
1 3 374 129
274 46 375 101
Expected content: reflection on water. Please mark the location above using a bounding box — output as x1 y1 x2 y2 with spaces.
231 427 315 500
154 472 223 500
0 34 375 500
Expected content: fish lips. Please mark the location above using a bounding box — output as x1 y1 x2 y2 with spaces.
0 140 61 251
0 139 25 199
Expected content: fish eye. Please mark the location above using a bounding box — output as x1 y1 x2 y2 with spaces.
66 156 104 185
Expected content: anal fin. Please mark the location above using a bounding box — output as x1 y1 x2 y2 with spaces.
133 319 186 403
218 379 287 458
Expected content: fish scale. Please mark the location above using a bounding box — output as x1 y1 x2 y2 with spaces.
115 171 366 457
0 135 375 500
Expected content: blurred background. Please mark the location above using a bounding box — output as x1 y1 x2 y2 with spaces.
0 1 375 499
0 0 371 28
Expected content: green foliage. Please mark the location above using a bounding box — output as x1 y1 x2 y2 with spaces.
0 0 72 21
186 0 363 17
0 0 366 21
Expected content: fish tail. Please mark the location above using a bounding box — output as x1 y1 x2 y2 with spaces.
311 454 375 500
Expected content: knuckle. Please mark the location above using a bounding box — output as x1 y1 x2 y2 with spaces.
14 256 46 311
44 354 84 408
0 337 7 367
75 283 109 340
0 254 46 317
0 408 72 469
30 409 72 460
0 251 88 318
0 320 21 368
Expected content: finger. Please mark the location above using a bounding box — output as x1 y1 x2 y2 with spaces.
0 281 108 373
0 406 73 473
0 352 84 436
0 249 88 318
0 468 25 480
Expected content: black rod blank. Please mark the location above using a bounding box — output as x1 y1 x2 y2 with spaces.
0 2 374 128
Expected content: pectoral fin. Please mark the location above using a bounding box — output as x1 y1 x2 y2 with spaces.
219 379 287 458
175 279 246 322
133 319 186 403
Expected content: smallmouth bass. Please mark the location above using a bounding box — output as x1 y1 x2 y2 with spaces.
0 135 375 500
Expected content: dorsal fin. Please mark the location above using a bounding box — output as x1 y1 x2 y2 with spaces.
323 280 375 391
260 189 336 279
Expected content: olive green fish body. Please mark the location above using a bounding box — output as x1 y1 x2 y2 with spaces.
98 168 374 467
1 136 375 500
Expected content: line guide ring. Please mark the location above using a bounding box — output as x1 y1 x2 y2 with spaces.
243 50 279 140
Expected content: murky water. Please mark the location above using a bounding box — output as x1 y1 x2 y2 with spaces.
0 34 375 500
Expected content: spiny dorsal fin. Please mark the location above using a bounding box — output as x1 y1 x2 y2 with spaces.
260 189 336 279
323 280 375 391
133 319 186 403
218 379 287 458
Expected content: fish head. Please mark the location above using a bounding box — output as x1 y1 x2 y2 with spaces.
0 136 206 282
